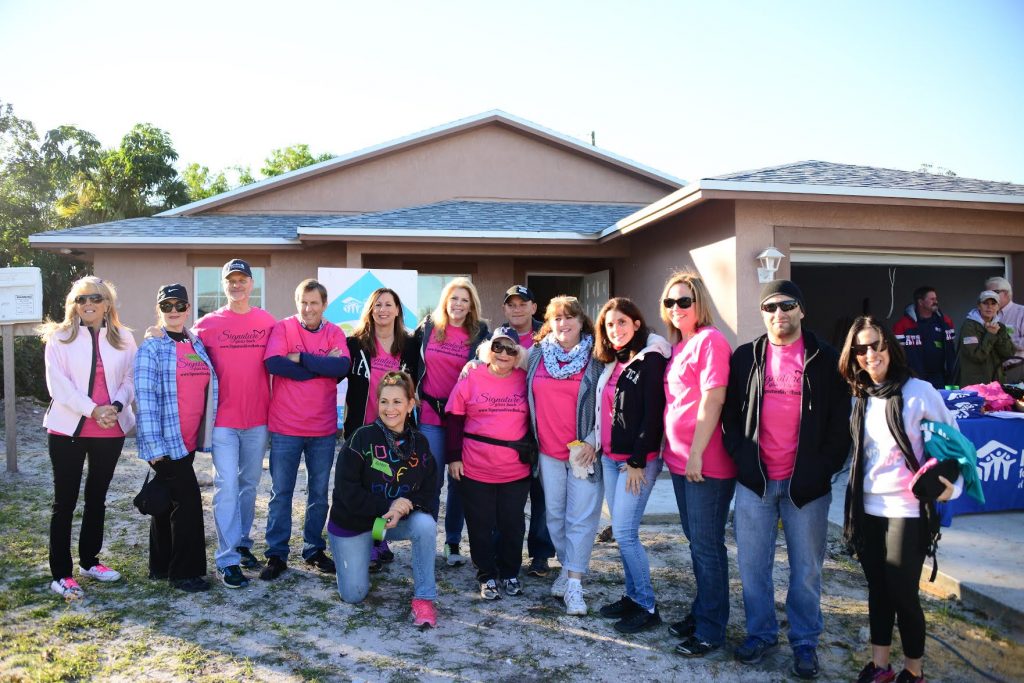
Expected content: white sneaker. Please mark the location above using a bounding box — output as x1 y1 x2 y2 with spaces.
51 577 85 600
81 563 121 582
444 543 467 567
564 580 587 615
550 571 569 597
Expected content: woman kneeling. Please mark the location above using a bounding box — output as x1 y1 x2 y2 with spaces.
328 371 439 628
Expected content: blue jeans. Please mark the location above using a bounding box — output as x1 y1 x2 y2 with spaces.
671 473 736 646
211 425 268 569
539 454 603 574
265 432 337 561
602 455 663 611
734 479 831 648
328 511 437 603
420 423 464 547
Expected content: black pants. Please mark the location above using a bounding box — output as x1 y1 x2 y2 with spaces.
858 513 927 659
149 452 207 581
459 474 531 582
48 433 125 580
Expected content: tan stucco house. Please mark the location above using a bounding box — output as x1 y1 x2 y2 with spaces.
29 111 1024 345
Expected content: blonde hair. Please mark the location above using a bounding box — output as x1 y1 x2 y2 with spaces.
38 276 131 348
430 277 483 344
659 270 715 344
476 335 528 371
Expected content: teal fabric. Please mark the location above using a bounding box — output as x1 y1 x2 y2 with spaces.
921 420 985 504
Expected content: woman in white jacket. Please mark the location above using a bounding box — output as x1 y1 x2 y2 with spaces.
39 276 136 600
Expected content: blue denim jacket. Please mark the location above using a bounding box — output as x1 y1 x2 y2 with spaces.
134 330 218 461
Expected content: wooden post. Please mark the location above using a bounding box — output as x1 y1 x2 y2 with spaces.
3 324 16 473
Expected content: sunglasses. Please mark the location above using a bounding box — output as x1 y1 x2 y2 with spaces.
491 341 519 356
852 340 886 356
760 300 800 314
662 296 694 310
74 294 105 305
159 301 189 313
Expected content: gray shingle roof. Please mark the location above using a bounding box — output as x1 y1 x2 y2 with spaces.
305 200 643 234
30 215 344 240
708 161 1024 196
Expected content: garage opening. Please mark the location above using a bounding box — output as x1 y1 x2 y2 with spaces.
790 249 1006 349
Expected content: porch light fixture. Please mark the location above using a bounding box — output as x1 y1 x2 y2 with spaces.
756 246 785 283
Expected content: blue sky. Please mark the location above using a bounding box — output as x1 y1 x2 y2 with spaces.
2 0 1022 184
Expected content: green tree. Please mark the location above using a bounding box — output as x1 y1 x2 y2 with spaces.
182 162 230 202
260 144 333 177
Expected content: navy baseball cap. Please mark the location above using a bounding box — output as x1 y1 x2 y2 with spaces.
504 285 535 304
222 258 253 279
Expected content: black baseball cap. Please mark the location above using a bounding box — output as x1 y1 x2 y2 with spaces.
222 258 253 279
157 283 189 303
504 285 535 304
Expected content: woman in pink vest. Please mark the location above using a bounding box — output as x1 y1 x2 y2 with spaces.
40 276 136 600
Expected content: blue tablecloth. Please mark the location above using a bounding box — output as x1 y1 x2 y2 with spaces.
938 415 1024 526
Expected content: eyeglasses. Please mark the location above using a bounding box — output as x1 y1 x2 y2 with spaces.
760 300 800 314
491 341 518 356
159 301 189 313
662 297 693 310
74 294 105 305
852 340 886 356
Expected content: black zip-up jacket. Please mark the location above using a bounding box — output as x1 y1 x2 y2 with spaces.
721 329 852 508
329 422 437 533
344 334 418 438
597 333 672 470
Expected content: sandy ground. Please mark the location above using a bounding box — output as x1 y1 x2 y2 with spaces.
2 396 1022 682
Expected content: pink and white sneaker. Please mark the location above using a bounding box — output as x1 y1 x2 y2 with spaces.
411 599 437 628
51 577 85 600
81 563 121 582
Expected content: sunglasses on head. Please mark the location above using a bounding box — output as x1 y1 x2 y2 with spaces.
159 301 189 313
852 340 886 356
760 300 800 314
662 296 694 310
74 294 105 305
491 340 518 356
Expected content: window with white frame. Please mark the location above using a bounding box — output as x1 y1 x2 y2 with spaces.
193 267 266 318
416 274 469 320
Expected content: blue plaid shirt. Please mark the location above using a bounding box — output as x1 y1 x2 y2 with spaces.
134 331 218 461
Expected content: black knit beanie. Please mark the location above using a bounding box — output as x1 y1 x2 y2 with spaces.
759 279 805 309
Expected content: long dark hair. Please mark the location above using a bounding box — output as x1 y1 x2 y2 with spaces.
594 297 650 363
838 316 910 397
352 288 408 357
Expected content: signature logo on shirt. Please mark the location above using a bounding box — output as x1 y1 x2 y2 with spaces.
217 328 268 347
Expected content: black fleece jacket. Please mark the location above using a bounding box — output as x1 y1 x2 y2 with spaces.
329 422 437 533
721 329 852 508
343 334 419 438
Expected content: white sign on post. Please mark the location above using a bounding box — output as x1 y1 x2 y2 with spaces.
2 267 43 472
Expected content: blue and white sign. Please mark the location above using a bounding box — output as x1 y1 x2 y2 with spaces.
317 268 419 334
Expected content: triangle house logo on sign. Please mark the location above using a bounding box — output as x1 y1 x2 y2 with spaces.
317 268 420 334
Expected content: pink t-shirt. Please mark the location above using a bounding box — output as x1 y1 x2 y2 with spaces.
420 325 471 426
175 339 211 452
760 337 805 480
447 365 530 483
77 349 125 438
193 306 275 429
532 360 583 460
518 331 535 348
265 316 349 437
663 328 736 478
364 338 402 425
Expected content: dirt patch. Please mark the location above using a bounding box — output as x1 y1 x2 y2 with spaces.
2 396 1021 682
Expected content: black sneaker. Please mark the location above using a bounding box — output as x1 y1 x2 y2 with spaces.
526 557 550 577
599 595 642 619
218 565 249 589
305 550 336 574
171 577 211 593
735 636 779 665
792 645 820 680
236 547 260 569
675 635 719 658
260 555 287 581
377 540 395 564
614 606 662 634
668 614 696 638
